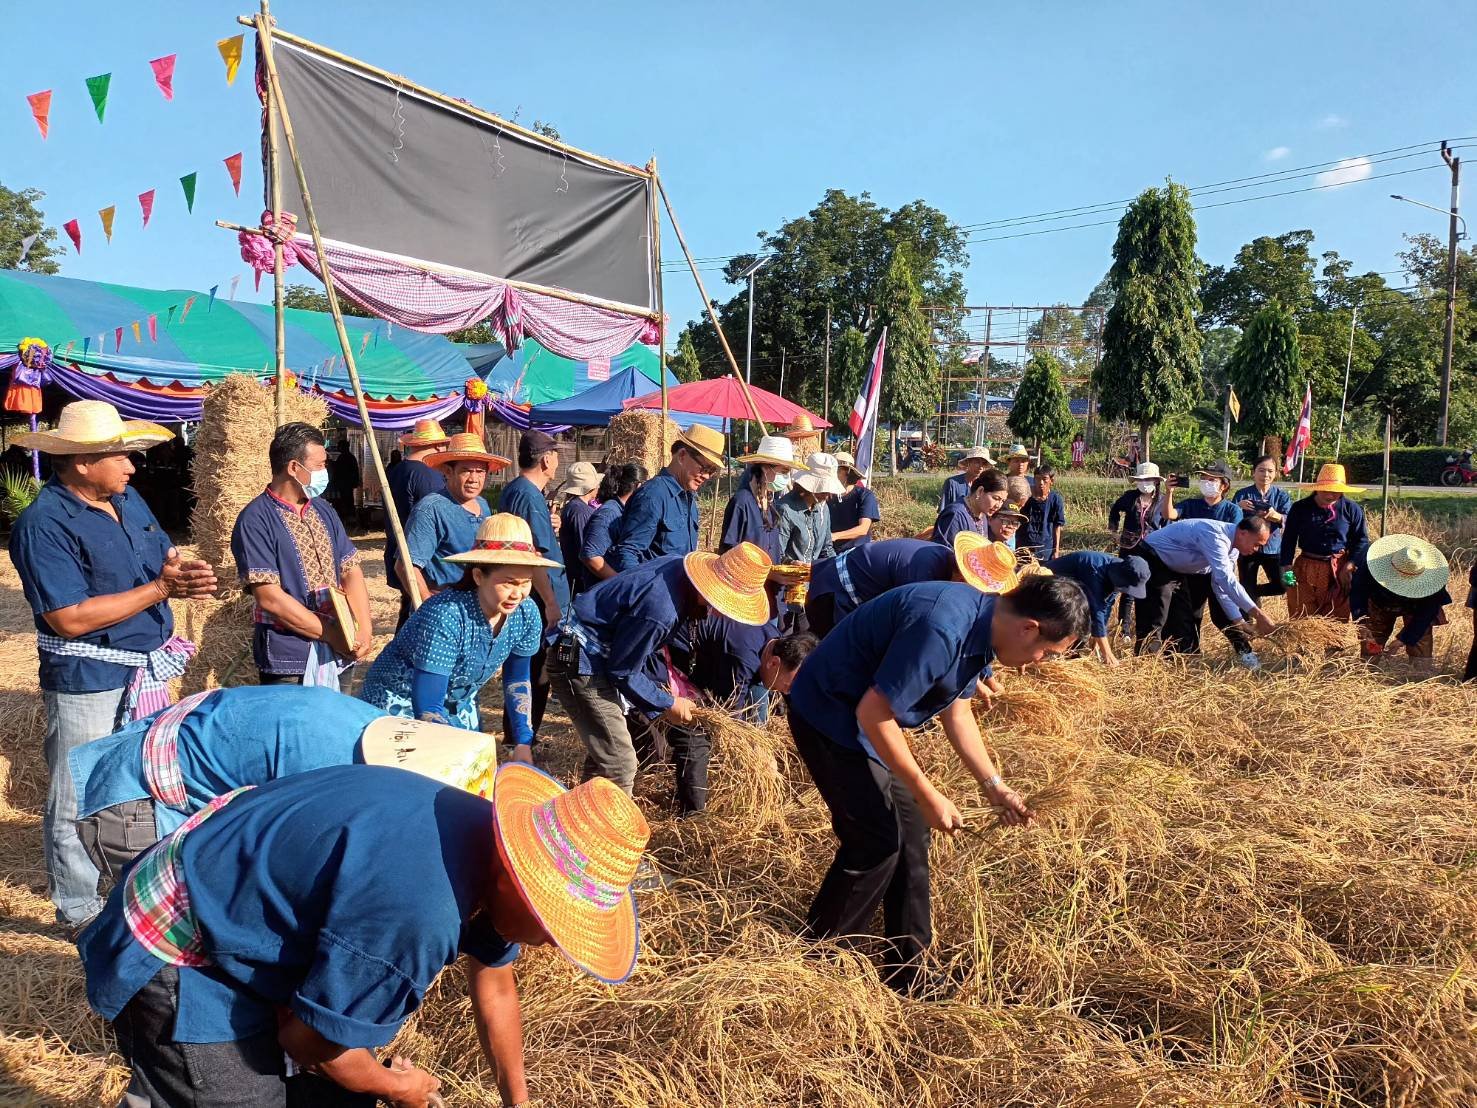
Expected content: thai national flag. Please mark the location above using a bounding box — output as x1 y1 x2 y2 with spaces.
1283 382 1312 473
850 327 887 481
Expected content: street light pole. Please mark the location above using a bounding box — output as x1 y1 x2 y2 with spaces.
738 256 771 447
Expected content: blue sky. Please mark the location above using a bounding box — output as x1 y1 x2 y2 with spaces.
5 0 1474 357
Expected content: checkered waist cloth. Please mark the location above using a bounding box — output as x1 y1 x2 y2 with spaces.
36 633 197 722
140 690 219 810
123 786 253 968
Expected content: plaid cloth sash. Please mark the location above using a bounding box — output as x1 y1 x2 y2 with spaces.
140 690 218 810
36 634 197 722
123 786 253 967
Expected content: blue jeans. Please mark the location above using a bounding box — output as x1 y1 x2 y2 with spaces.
42 687 123 926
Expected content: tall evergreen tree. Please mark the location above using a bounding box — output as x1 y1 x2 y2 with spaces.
872 250 938 429
1008 351 1075 455
671 332 703 383
1226 303 1304 453
1092 181 1203 459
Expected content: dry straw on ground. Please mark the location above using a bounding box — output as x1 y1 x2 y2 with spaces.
607 411 680 481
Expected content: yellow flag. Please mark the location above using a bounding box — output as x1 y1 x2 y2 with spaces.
218 35 245 86
99 205 116 243
1228 388 1241 422
131 321 142 344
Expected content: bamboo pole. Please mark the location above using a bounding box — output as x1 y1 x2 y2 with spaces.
255 12 421 608
654 173 768 437
260 2 286 427
648 158 669 456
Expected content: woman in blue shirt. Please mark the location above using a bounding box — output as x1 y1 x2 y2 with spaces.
721 435 798 564
400 432 506 601
361 514 553 761
1231 454 1292 599
580 463 644 589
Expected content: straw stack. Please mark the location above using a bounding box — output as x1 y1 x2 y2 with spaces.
607 410 679 479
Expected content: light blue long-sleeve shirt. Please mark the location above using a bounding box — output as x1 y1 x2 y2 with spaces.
1142 518 1256 622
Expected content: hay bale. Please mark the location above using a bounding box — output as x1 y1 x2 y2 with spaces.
607 410 678 479
190 374 327 588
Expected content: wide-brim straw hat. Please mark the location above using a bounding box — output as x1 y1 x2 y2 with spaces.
1310 462 1358 495
675 423 726 469
794 452 847 497
832 449 858 472
1007 444 1031 459
447 513 560 568
683 541 772 626
1366 533 1449 598
359 716 499 798
1132 462 1162 482
15 399 172 454
492 763 648 984
427 432 512 471
780 414 816 440
736 434 798 470
960 447 994 466
561 460 600 498
399 418 450 448
954 533 1019 594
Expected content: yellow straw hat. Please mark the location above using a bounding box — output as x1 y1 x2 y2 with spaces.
683 541 773 626
427 431 512 471
447 513 560 568
781 414 817 440
674 423 726 469
953 533 1019 594
359 716 499 798
399 418 450 448
15 399 171 454
1309 463 1358 495
493 764 648 984
1365 533 1449 598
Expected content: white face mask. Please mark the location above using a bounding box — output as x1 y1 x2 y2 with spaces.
1198 480 1221 498
1136 481 1158 495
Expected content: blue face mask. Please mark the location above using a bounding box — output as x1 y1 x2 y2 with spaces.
297 464 330 499
769 472 792 494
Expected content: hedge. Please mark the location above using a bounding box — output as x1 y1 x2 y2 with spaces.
1303 447 1457 486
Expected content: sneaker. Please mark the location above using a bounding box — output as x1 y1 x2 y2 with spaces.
1237 651 1262 672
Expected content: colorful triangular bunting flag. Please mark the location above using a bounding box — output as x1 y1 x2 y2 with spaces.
167 305 177 325
179 172 197 214
27 91 51 140
131 321 142 344
82 337 91 357
139 189 156 227
207 286 218 313
149 54 177 100
229 275 241 300
182 295 196 323
64 340 75 355
114 326 124 352
62 219 81 254
85 73 111 122
18 233 38 264
217 35 244 86
224 152 243 196
99 205 116 243
147 314 158 341
359 332 371 354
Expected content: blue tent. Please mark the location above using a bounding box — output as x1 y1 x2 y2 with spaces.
528 366 724 431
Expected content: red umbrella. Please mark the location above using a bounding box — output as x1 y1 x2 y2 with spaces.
624 374 830 428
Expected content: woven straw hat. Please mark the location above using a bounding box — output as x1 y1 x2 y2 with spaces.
683 541 773 626
736 435 798 470
832 449 858 471
1366 533 1449 598
781 414 817 440
15 400 171 454
493 763 648 984
1007 443 1031 459
675 423 726 469
794 452 847 497
427 432 512 471
399 418 450 448
359 716 499 798
954 533 1019 594
447 513 560 568
1310 462 1358 494
560 461 600 498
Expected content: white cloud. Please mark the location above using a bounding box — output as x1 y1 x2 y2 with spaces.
1315 156 1374 188
1264 146 1292 162
1317 113 1349 129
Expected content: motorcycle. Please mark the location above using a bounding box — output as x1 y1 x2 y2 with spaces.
1439 449 1476 488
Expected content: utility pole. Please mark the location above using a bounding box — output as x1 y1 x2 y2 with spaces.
778 347 786 399
1335 299 1360 460
1439 141 1461 447
822 305 831 427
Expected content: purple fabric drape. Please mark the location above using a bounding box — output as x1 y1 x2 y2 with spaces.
318 390 464 430
46 359 205 420
489 396 570 433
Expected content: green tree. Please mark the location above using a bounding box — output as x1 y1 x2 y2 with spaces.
283 283 372 318
1199 230 1317 327
871 250 938 432
1226 303 1304 453
0 183 61 274
827 326 869 430
671 331 703 384
1093 181 1203 459
1008 351 1074 455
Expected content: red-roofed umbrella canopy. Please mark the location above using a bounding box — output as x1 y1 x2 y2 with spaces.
625 373 830 429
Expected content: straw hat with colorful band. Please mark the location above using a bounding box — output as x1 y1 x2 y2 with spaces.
736 435 798 470
427 432 512 471
1310 462 1358 495
781 414 817 440
359 716 500 798
954 533 1019 594
561 460 600 498
683 541 773 626
492 763 647 984
15 400 172 454
399 418 450 448
675 424 726 469
1366 533 1449 598
447 513 560 568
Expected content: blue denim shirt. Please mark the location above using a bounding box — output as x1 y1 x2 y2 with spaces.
609 470 698 571
9 479 175 692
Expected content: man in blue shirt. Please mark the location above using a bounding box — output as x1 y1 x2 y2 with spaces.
609 424 726 571
787 575 1088 995
938 446 994 511
401 432 503 602
557 461 601 598
1165 460 1243 525
828 450 881 553
1231 454 1292 599
548 543 771 797
806 536 976 638
79 763 650 1107
494 430 569 747
1019 464 1067 560
1136 516 1278 666
1279 463 1369 621
8 400 218 928
1044 551 1149 666
386 419 450 628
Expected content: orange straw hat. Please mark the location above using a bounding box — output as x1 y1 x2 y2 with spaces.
781 413 817 441
427 431 512 471
399 418 450 448
683 541 773 626
1309 462 1358 495
953 533 1020 594
492 763 649 984
447 513 560 568
359 716 499 798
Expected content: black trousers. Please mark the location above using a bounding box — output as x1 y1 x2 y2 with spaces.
789 709 931 989
503 594 551 746
1134 547 1251 656
394 589 413 631
803 591 839 639
256 673 302 687
1238 551 1286 599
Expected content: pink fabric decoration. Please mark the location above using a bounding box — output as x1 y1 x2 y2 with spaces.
63 218 82 254
240 211 302 289
150 55 177 100
139 189 156 227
